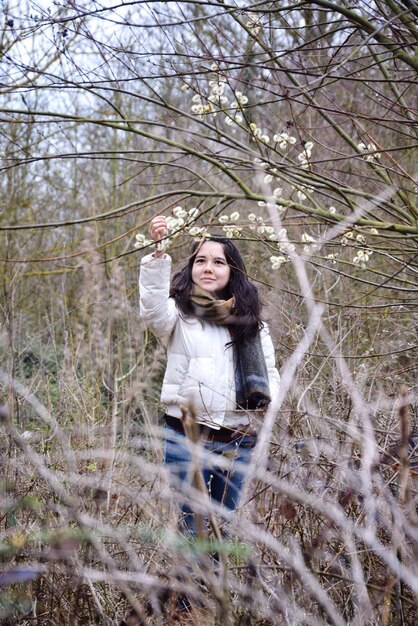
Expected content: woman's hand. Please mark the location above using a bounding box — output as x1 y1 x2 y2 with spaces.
149 215 168 257
149 215 168 243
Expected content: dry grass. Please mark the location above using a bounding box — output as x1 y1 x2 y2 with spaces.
1 356 417 625
1 220 417 626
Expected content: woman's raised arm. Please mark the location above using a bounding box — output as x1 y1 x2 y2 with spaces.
139 215 178 343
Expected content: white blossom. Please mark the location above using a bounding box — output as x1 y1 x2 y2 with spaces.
166 216 180 231
134 233 153 248
236 92 248 105
211 83 225 97
248 213 257 222
173 206 187 218
189 226 206 237
279 242 295 254
246 13 262 35
209 94 228 105
270 255 288 269
222 225 242 238
218 215 229 224
273 131 296 149
359 142 381 162
273 132 287 147
230 211 240 221
296 141 313 168
191 104 202 114
353 248 373 266
301 233 315 243
273 187 283 197
326 253 338 264
329 206 336 214
264 174 273 183
188 207 199 219
249 122 263 140
167 218 179 231
365 143 381 162
191 102 214 117
353 249 370 266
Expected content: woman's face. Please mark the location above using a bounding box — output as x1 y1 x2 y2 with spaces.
191 241 231 294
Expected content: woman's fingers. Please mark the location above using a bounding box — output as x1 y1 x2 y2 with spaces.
149 216 168 242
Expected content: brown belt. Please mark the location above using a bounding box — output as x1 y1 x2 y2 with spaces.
164 414 248 443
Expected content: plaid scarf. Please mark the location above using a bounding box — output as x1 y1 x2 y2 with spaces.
190 285 271 410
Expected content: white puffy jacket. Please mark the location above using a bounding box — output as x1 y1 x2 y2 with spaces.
139 253 280 428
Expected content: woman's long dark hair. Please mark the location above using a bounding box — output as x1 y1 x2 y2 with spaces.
170 235 263 346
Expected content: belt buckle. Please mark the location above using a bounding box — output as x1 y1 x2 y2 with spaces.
200 426 213 443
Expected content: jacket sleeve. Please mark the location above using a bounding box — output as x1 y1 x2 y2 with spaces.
139 253 179 345
261 325 280 402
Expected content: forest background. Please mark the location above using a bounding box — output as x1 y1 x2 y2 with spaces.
0 1 417 624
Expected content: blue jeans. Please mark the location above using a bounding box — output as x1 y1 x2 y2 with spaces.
164 425 255 534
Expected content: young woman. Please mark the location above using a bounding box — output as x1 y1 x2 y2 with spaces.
139 215 280 533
